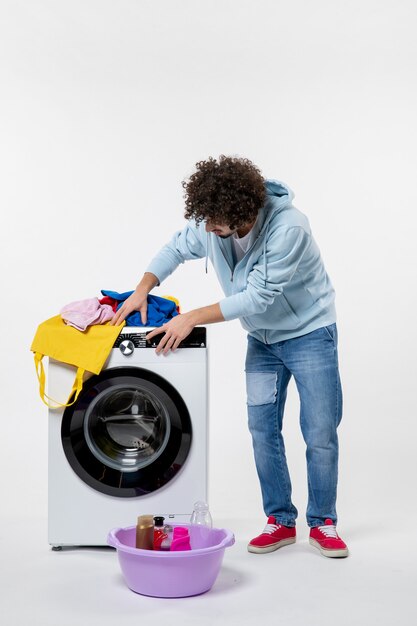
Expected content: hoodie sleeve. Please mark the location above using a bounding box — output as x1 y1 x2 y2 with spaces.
145 220 206 285
219 226 310 321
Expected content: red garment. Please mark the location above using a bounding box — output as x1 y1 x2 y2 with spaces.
99 296 118 313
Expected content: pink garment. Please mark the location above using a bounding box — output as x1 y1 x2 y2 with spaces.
170 527 191 551
60 297 115 332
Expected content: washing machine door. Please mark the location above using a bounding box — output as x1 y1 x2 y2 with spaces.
61 367 192 497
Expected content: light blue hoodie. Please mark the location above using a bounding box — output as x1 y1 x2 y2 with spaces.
146 179 336 343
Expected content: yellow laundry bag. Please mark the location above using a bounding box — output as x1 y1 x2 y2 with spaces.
31 315 125 408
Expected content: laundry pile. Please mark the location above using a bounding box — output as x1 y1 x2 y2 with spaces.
31 290 181 408
60 290 180 331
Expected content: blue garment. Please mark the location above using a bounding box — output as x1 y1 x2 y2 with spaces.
145 179 336 344
245 324 343 527
101 290 179 327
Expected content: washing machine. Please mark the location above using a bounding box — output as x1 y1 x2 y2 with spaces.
48 326 208 548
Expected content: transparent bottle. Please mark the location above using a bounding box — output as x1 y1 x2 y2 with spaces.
190 501 212 548
190 501 213 528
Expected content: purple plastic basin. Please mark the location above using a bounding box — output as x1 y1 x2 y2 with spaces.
107 523 235 598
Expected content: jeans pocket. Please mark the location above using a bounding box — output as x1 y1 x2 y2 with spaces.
245 371 277 406
323 324 337 342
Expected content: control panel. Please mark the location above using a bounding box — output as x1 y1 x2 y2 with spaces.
113 326 206 349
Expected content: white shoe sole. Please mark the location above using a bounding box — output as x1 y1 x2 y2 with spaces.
247 537 296 554
309 537 349 558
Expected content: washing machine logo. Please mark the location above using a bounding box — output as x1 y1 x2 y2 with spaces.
119 339 135 356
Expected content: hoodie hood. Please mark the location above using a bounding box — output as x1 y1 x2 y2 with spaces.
257 178 295 233
258 179 294 285
264 179 294 203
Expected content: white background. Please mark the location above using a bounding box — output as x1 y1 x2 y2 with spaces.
1 1 417 623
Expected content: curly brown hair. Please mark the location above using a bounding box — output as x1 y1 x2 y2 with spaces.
182 155 266 229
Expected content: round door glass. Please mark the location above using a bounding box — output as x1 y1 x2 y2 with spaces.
83 384 171 472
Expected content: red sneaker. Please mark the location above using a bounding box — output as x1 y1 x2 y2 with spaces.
309 519 349 558
248 516 296 554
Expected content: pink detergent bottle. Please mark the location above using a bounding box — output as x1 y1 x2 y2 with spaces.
170 526 191 551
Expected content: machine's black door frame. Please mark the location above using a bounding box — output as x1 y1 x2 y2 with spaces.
61 367 192 497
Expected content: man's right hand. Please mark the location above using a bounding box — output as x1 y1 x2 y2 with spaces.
110 273 159 326
110 289 148 326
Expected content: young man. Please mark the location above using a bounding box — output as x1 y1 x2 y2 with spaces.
111 155 348 558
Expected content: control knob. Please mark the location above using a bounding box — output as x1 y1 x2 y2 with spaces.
119 339 134 356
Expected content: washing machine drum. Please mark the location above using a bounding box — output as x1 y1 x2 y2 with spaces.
61 367 192 497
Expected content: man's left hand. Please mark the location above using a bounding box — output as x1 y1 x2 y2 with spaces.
146 313 196 355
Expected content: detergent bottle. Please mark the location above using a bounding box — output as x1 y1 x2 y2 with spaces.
135 515 154 550
153 516 168 550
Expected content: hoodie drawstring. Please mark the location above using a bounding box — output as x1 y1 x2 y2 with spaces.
205 230 209 274
263 221 270 287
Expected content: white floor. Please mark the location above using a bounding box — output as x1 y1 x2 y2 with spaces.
1 516 416 626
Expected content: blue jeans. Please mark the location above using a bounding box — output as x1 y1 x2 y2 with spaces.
245 324 343 527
